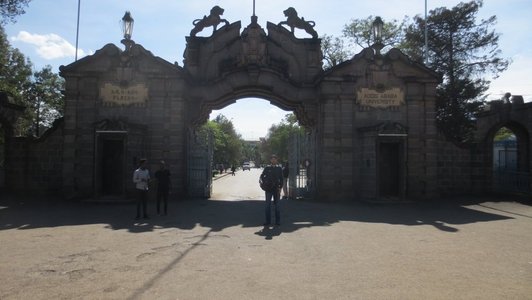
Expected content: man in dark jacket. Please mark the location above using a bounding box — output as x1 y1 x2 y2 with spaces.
155 160 171 216
260 154 283 226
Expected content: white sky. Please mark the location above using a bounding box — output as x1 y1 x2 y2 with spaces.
5 0 532 139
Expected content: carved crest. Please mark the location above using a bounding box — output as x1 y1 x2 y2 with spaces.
190 6 230 37
278 7 318 39
240 22 267 66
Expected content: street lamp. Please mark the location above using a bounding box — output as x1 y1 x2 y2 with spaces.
372 16 384 54
121 11 134 50
121 11 134 40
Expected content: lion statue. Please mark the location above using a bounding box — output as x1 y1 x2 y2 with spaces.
278 7 318 39
190 6 230 37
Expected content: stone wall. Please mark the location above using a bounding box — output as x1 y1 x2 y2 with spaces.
436 138 488 197
6 119 64 194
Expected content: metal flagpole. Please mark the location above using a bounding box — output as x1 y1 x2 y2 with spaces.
75 0 81 61
424 0 428 64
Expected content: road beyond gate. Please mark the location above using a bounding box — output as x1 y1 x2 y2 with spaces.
1 184 531 299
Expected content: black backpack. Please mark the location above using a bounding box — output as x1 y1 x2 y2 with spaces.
259 171 277 192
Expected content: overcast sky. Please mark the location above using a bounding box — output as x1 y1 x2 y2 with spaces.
5 0 532 139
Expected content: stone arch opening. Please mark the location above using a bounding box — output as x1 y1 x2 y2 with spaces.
188 93 317 200
487 121 530 193
190 89 316 131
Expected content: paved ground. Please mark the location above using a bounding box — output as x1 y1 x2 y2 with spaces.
1 191 531 299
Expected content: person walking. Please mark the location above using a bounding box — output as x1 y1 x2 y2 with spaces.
282 161 289 199
133 158 150 220
155 160 171 216
260 154 283 226
231 164 236 176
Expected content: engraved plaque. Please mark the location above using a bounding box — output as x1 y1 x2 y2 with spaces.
100 83 148 106
357 87 405 108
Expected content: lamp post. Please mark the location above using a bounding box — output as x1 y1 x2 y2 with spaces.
121 11 134 50
372 16 384 55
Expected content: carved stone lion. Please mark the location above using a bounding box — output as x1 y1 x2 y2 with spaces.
278 7 318 39
190 6 230 37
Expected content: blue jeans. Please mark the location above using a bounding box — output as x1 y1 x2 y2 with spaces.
265 189 280 224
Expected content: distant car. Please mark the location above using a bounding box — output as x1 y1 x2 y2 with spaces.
242 163 251 171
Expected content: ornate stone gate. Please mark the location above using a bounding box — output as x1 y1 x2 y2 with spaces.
5 7 445 202
180 9 440 201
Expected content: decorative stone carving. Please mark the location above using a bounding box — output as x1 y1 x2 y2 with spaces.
278 7 318 39
94 119 128 131
358 121 408 136
240 19 267 66
190 6 230 37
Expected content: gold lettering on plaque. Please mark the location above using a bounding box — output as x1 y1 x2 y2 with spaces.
357 87 404 108
100 83 148 106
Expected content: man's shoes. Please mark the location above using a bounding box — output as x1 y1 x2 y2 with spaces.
275 222 281 226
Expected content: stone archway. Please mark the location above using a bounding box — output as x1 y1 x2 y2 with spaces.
183 17 321 129
180 8 441 201
484 121 530 193
182 14 322 198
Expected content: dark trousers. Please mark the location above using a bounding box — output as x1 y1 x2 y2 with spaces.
136 189 148 218
265 189 280 224
157 188 168 214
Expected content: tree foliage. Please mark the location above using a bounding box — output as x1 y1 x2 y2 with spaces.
26 66 65 136
342 15 407 53
202 114 243 168
260 114 304 163
493 127 515 142
0 23 64 137
0 0 31 24
241 141 260 165
321 34 352 70
0 24 31 102
401 0 510 143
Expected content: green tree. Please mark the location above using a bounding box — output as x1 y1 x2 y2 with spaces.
0 24 32 103
321 34 352 70
0 24 64 137
260 113 304 163
0 23 32 139
401 0 510 143
493 127 515 142
26 65 65 136
203 114 244 168
342 15 407 53
0 0 31 24
241 141 260 165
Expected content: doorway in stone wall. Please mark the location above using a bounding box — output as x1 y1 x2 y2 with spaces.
95 132 126 197
378 141 403 198
491 124 530 194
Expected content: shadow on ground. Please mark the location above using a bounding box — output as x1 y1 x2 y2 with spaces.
2 194 528 234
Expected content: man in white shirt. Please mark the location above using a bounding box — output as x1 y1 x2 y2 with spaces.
133 158 150 219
